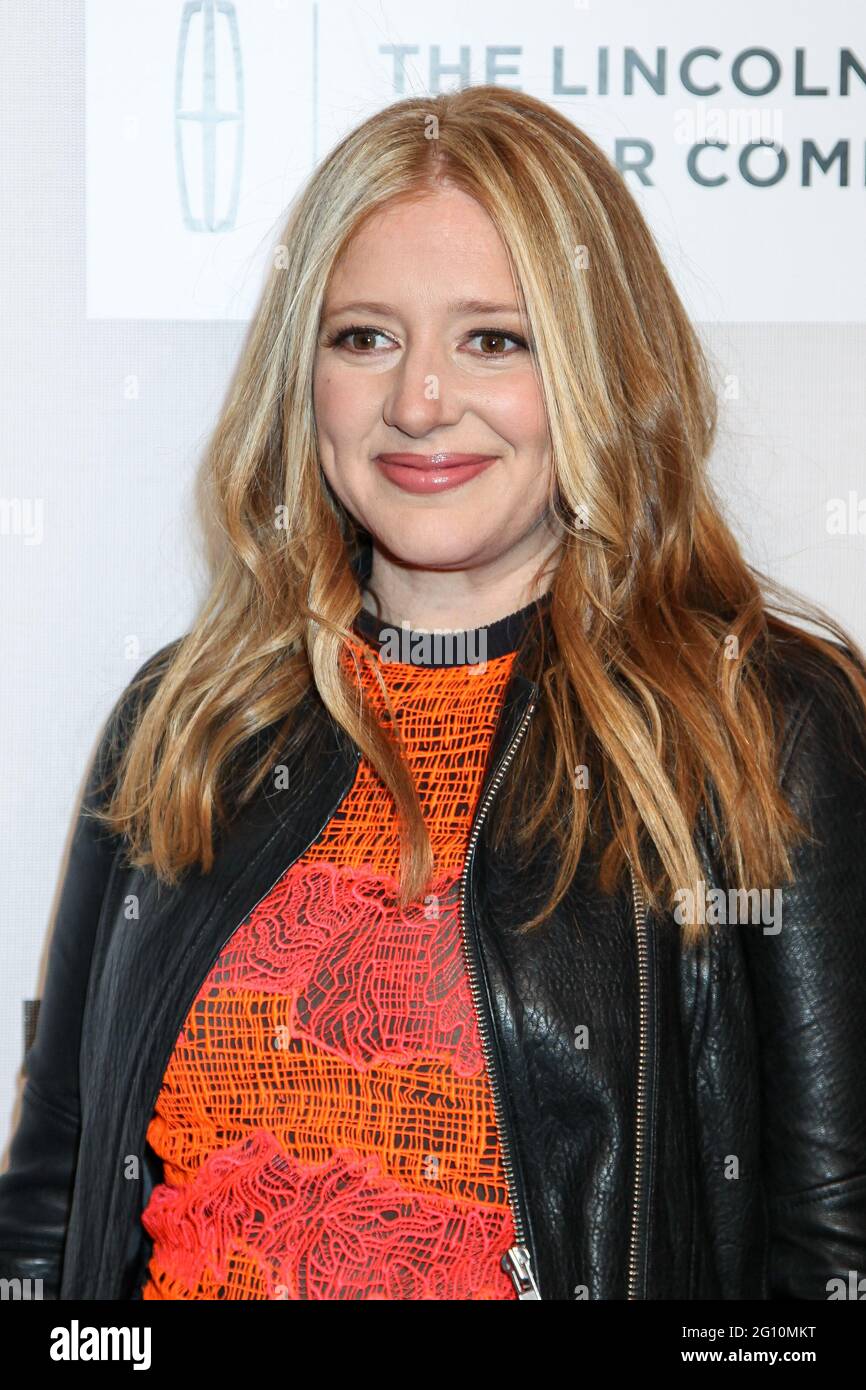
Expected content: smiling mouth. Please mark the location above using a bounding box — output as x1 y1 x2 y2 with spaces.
374 452 499 495
376 452 497 468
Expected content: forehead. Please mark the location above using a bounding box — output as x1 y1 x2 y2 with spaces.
324 188 518 311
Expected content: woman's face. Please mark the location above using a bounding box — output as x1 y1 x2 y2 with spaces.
313 185 558 587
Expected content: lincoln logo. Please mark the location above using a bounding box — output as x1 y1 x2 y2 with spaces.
174 0 245 232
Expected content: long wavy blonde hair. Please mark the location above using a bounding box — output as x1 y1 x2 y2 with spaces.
91 84 866 945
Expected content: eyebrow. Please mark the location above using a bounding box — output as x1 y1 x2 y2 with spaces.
321 298 522 319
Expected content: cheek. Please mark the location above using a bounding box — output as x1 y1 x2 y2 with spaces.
488 380 550 457
312 363 340 429
315 368 380 441
314 374 370 499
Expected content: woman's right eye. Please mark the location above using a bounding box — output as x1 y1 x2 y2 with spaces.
328 326 392 352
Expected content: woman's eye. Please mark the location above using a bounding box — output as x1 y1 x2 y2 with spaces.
467 331 527 357
331 327 392 352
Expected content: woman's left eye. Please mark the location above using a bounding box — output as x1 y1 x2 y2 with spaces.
467 331 528 357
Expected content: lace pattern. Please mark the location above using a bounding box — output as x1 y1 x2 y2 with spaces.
140 642 521 1299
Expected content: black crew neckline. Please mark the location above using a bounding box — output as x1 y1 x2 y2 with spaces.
352 591 552 667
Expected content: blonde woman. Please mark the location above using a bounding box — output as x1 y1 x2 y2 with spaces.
1 86 865 1302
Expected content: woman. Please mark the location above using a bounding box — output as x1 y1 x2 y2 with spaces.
1 85 864 1302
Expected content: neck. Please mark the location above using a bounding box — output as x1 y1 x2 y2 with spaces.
353 537 562 636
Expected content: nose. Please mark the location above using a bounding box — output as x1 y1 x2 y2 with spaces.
382 340 466 438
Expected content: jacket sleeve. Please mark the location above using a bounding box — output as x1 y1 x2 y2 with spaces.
740 647 866 1299
0 641 180 1299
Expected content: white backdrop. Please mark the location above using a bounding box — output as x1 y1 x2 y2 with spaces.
2 0 865 1154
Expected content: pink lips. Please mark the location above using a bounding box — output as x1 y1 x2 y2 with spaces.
374 452 498 494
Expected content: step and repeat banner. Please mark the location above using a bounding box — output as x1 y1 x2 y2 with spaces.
85 0 865 322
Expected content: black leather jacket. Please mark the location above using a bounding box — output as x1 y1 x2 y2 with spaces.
1 630 865 1300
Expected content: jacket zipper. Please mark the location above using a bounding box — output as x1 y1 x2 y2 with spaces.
458 687 652 1302
458 690 542 1300
626 861 650 1299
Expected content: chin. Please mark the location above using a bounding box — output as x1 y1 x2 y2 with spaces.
371 521 491 571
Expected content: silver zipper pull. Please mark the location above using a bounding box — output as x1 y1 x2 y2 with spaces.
502 1243 541 1299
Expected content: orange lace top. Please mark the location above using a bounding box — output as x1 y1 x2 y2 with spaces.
139 598 546 1300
